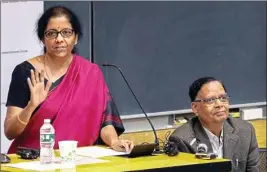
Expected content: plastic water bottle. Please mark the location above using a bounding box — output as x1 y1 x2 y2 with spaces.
40 119 55 164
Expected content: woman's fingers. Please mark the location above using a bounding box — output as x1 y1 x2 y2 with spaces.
45 80 52 93
128 140 134 151
122 140 134 153
30 69 48 91
35 69 40 83
123 142 130 153
40 70 45 83
27 77 33 91
31 69 46 85
30 69 36 86
119 140 133 153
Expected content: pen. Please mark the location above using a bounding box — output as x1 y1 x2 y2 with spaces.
235 159 239 168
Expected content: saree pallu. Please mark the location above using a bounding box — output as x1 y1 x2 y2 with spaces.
8 55 109 153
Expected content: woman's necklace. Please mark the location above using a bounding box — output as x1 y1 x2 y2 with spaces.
43 54 72 82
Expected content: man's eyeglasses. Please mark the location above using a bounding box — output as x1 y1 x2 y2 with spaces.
194 95 230 106
44 28 74 39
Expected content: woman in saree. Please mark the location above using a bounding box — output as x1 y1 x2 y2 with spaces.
4 6 134 154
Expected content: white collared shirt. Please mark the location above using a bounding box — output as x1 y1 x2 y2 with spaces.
203 127 223 158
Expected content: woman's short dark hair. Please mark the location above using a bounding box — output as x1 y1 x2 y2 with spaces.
189 77 227 102
36 6 82 53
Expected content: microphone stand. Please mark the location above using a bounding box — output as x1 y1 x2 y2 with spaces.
102 64 160 152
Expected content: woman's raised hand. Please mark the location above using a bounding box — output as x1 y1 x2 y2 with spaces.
27 69 52 108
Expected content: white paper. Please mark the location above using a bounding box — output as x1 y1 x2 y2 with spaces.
76 146 128 158
3 156 108 171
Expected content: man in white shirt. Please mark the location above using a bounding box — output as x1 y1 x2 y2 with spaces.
168 77 259 172
203 126 223 158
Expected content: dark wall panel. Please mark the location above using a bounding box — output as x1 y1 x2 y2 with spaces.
93 2 266 115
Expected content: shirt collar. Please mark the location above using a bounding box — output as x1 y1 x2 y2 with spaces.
203 126 223 143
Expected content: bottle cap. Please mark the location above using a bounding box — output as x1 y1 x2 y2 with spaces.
44 119 51 123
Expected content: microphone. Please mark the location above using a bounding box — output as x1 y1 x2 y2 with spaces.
195 143 217 159
102 64 160 152
163 136 180 156
197 143 208 153
163 135 193 156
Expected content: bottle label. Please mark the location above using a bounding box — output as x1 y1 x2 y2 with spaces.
40 134 54 143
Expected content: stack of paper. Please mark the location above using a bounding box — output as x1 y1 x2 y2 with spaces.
76 146 128 158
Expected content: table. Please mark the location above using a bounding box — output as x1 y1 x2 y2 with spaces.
1 151 231 172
